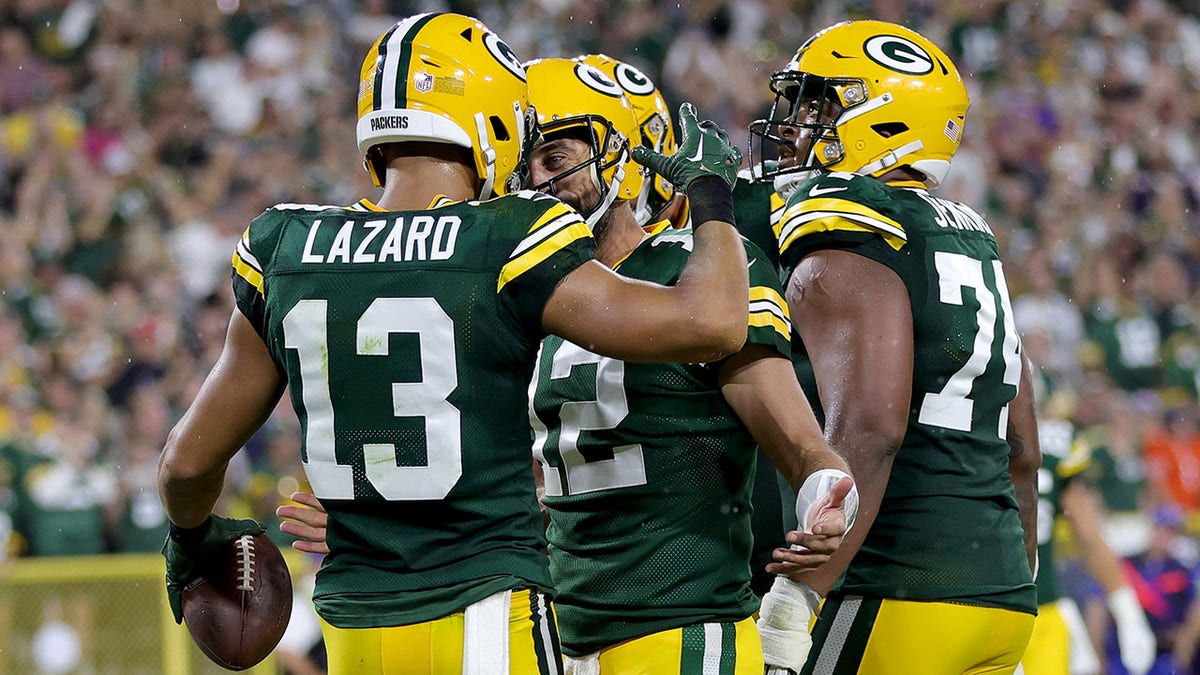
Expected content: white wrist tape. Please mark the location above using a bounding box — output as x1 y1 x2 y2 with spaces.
1107 586 1142 624
757 576 820 670
796 469 858 533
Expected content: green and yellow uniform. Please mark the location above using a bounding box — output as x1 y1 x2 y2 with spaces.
731 175 799 597
530 227 790 669
775 172 1036 674
1020 418 1092 675
231 191 592 632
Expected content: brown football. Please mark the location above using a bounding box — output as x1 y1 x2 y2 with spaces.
181 533 293 671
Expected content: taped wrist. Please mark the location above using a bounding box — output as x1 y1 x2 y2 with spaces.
168 516 213 548
796 468 859 533
1107 586 1142 625
685 175 734 226
757 576 820 669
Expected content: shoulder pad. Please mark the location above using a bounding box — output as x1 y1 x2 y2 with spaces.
778 173 907 252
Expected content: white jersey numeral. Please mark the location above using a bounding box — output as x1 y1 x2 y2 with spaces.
917 252 1021 438
531 341 647 496
283 297 462 500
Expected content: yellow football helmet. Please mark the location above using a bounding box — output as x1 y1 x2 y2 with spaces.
524 57 644 226
576 54 677 226
749 20 969 188
356 12 536 197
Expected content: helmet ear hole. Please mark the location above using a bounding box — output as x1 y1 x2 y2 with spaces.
489 116 511 141
871 122 908 138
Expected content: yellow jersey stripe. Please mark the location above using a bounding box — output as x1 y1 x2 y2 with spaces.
779 212 907 255
643 218 673 236
235 238 262 274
769 192 786 229
750 308 791 340
778 197 908 254
749 286 789 319
232 251 264 296
511 206 582 259
498 220 592 293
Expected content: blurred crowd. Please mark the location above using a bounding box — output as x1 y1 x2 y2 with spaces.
5 0 1200 666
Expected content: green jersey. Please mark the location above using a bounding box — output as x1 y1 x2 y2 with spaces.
1083 300 1161 391
231 192 594 628
1035 418 1091 606
731 174 798 597
778 172 1037 615
732 175 788 272
1084 438 1145 514
530 230 792 656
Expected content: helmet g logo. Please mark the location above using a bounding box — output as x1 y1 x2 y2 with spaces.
484 32 526 81
613 63 655 96
863 35 933 75
574 63 624 98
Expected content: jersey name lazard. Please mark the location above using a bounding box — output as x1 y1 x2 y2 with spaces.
297 215 462 264
231 193 593 629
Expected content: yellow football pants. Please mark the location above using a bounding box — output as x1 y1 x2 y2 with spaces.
321 588 562 675
564 615 762 674
804 593 1035 675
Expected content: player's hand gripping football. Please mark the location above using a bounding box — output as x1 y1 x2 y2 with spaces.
161 515 266 623
631 102 742 189
276 491 329 555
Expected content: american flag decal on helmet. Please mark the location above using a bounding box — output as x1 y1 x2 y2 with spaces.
944 118 962 142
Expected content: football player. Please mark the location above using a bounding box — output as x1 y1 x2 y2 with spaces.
522 57 856 673
747 20 1043 674
156 12 752 675
278 56 858 675
1019 406 1155 675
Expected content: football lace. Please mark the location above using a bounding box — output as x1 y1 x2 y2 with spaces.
234 535 257 592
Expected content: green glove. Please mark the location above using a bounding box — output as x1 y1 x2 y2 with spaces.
161 515 266 624
631 102 743 189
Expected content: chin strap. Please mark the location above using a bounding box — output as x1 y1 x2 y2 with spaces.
474 112 498 199
584 152 626 229
856 139 924 179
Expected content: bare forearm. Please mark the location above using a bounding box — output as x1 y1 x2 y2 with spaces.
157 310 285 527
1008 357 1042 571
675 218 748 355
1064 483 1126 593
1012 471 1038 571
158 452 230 528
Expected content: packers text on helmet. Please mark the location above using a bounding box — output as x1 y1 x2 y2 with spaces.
356 13 536 197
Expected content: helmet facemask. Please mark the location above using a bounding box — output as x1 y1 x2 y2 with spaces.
749 71 860 182
634 110 677 225
749 21 970 189
528 114 631 228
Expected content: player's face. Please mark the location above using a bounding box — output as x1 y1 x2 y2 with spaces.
527 137 602 215
776 89 841 169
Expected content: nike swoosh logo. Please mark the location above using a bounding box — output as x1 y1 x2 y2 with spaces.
687 139 705 163
808 185 847 197
747 259 756 269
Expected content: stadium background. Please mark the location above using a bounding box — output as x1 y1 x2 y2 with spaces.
3 0 1200 672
